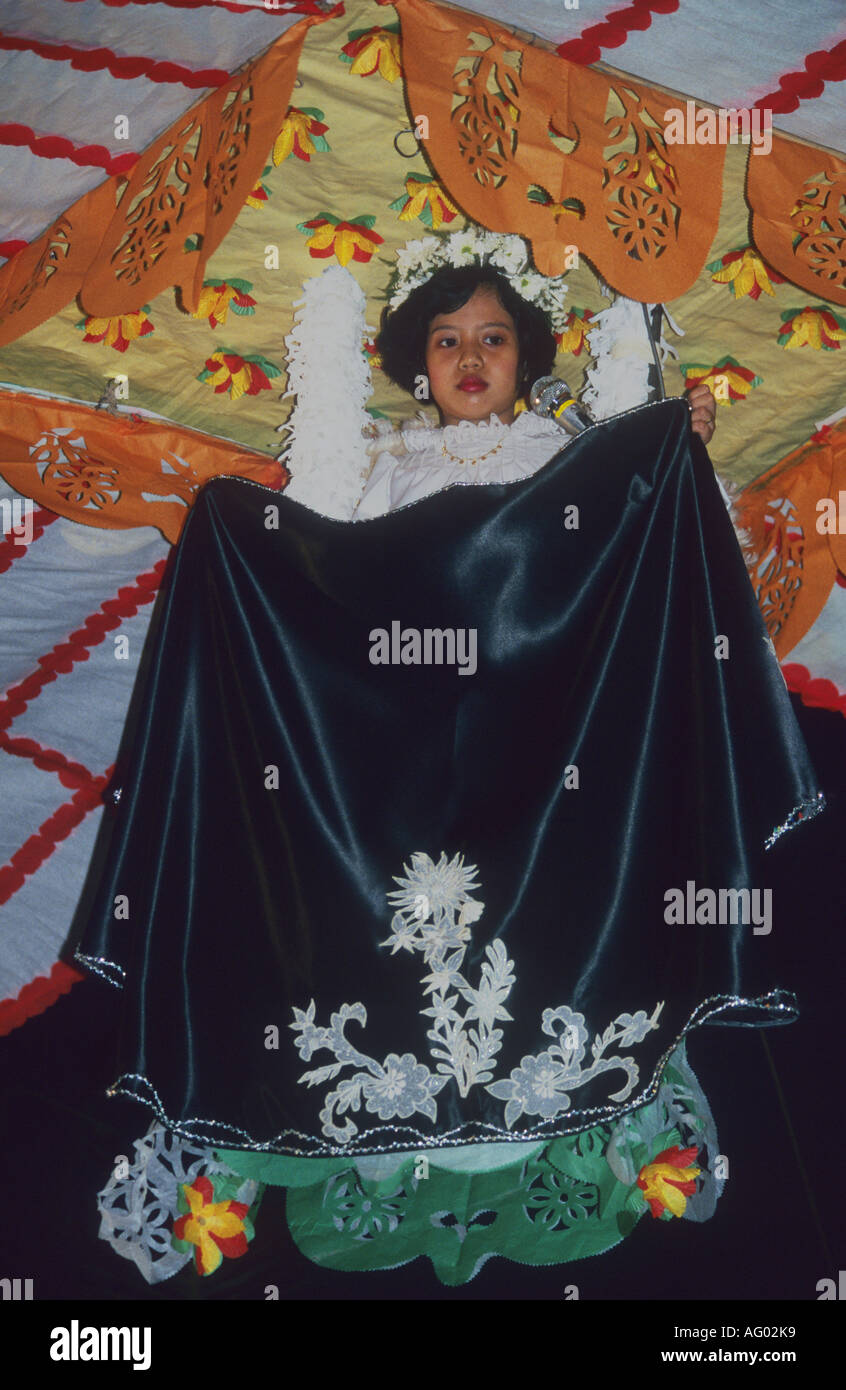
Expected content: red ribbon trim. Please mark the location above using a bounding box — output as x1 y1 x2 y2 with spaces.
0 775 110 906
753 38 846 115
0 960 84 1039
0 30 230 88
0 123 138 175
0 732 100 791
0 506 58 574
0 557 167 734
556 0 680 66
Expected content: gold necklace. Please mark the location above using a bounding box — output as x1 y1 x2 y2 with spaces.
440 436 506 467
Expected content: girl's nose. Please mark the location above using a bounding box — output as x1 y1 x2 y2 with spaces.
459 344 482 368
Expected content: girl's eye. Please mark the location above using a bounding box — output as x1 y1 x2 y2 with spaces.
485 334 505 346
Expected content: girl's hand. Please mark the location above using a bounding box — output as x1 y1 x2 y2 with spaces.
685 383 717 445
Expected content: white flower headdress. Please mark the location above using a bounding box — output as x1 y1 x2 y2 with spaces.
387 229 571 332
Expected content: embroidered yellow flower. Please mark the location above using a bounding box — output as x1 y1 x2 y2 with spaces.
778 306 846 350
79 309 154 352
707 247 784 300
272 107 330 165
297 214 384 267
390 175 459 231
637 1145 701 1219
340 26 402 83
245 170 270 210
681 357 762 405
198 351 280 400
172 1176 250 1276
192 280 256 329
555 308 594 356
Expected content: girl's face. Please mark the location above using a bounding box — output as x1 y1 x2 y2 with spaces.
424 286 521 427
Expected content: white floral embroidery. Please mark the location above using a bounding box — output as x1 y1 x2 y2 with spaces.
291 853 663 1141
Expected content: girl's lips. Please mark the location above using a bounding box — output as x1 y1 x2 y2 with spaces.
458 377 487 391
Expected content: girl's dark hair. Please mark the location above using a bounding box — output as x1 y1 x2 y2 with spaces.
376 265 557 403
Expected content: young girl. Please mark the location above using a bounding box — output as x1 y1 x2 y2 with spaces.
75 234 817 1294
351 261 716 519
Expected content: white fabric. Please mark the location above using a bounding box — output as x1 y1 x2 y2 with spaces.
0 477 168 1005
0 0 298 258
352 410 571 519
581 297 655 421
0 0 289 70
279 267 375 520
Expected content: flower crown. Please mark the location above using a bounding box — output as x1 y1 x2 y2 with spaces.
386 228 571 333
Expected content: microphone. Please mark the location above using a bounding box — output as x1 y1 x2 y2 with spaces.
529 376 594 435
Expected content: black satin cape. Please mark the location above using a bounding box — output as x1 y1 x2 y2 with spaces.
74 400 823 1156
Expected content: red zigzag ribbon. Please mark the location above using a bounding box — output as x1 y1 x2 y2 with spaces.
0 557 167 733
0 31 231 88
557 0 680 66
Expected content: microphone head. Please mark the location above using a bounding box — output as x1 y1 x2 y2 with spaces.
529 376 594 434
529 376 569 417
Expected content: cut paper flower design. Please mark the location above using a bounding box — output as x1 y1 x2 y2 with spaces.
291 852 663 1142
636 1144 701 1219
777 306 846 350
707 246 785 300
297 213 385 267
172 1174 253 1275
390 174 460 230
77 308 154 352
272 107 330 165
340 25 402 83
192 279 256 329
97 1123 260 1285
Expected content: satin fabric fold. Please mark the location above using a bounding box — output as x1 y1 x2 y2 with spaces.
73 400 823 1155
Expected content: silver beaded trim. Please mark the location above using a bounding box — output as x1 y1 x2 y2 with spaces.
764 790 826 851
74 950 125 989
102 988 798 1158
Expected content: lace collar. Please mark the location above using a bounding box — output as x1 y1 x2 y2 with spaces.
401 410 560 454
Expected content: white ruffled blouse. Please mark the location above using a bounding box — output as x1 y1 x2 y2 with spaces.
352 410 571 520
